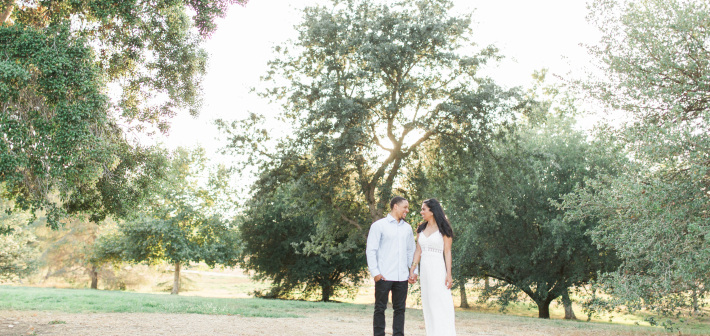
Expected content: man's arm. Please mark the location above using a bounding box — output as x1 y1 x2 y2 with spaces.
407 229 418 275
365 222 382 279
408 233 421 283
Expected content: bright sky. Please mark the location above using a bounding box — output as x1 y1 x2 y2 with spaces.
163 0 601 159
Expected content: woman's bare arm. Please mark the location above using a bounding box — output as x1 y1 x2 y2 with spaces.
409 234 422 282
443 235 453 289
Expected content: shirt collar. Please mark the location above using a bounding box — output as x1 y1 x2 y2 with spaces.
386 213 402 224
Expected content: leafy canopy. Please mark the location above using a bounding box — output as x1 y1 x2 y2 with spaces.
220 0 525 224
223 0 527 300
92 147 240 271
0 24 113 226
441 114 621 318
1 0 247 226
563 0 710 314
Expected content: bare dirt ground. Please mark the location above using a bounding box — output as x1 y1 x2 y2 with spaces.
0 309 664 336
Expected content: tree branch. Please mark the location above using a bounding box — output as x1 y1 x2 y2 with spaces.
386 113 398 145
372 133 393 152
340 213 363 232
404 130 434 155
386 70 403 146
0 1 13 24
382 156 403 193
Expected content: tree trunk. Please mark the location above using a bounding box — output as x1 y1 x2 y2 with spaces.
90 265 98 289
562 289 577 320
365 186 381 223
459 282 470 308
537 299 552 319
0 1 13 24
692 286 700 316
171 261 180 295
321 284 331 302
484 277 491 292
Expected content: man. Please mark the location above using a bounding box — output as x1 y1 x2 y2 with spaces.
366 196 418 336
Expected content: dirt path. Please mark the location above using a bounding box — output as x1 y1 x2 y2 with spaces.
0 310 663 336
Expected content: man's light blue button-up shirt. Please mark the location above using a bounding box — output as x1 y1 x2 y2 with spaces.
366 214 416 282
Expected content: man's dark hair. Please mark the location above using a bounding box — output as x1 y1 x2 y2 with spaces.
390 196 407 209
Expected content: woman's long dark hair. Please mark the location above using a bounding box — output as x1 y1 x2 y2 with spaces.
417 198 453 238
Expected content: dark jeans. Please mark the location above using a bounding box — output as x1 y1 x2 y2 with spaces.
373 280 408 336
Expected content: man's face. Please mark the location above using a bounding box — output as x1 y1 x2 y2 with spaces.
393 200 409 220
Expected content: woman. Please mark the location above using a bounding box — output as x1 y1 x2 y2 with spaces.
409 198 456 335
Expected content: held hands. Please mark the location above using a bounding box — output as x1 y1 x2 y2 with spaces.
374 273 419 283
445 274 453 289
408 271 418 284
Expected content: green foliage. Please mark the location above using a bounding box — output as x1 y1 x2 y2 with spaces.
221 0 526 302
422 88 623 318
7 0 246 124
563 0 710 315
1 0 246 227
0 24 114 227
0 199 38 281
62 145 169 223
219 0 524 224
91 147 240 288
28 214 124 287
586 0 709 123
238 175 365 302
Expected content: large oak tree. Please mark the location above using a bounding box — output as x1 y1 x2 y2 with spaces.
563 0 710 315
422 104 623 319
0 0 246 227
222 0 526 300
221 0 524 226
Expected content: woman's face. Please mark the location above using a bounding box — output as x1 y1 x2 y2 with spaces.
420 203 433 222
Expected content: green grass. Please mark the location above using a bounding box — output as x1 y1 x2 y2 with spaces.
456 301 710 335
0 285 364 318
2 285 708 335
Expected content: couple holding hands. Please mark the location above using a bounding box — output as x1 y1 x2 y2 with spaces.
366 197 456 336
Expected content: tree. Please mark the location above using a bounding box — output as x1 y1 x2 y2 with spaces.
62 144 169 224
0 23 115 227
0 198 38 281
0 0 246 226
2 0 245 125
425 105 622 318
219 0 525 300
220 0 524 226
562 0 710 315
238 175 365 302
92 147 240 294
23 209 138 290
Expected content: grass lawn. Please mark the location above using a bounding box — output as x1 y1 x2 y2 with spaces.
2 285 710 335
0 285 365 318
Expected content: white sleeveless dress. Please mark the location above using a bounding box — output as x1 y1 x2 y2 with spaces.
419 230 456 335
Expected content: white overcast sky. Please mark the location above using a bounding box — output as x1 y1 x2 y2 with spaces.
163 0 600 157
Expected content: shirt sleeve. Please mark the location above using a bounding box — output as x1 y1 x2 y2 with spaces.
407 229 418 275
366 222 381 277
